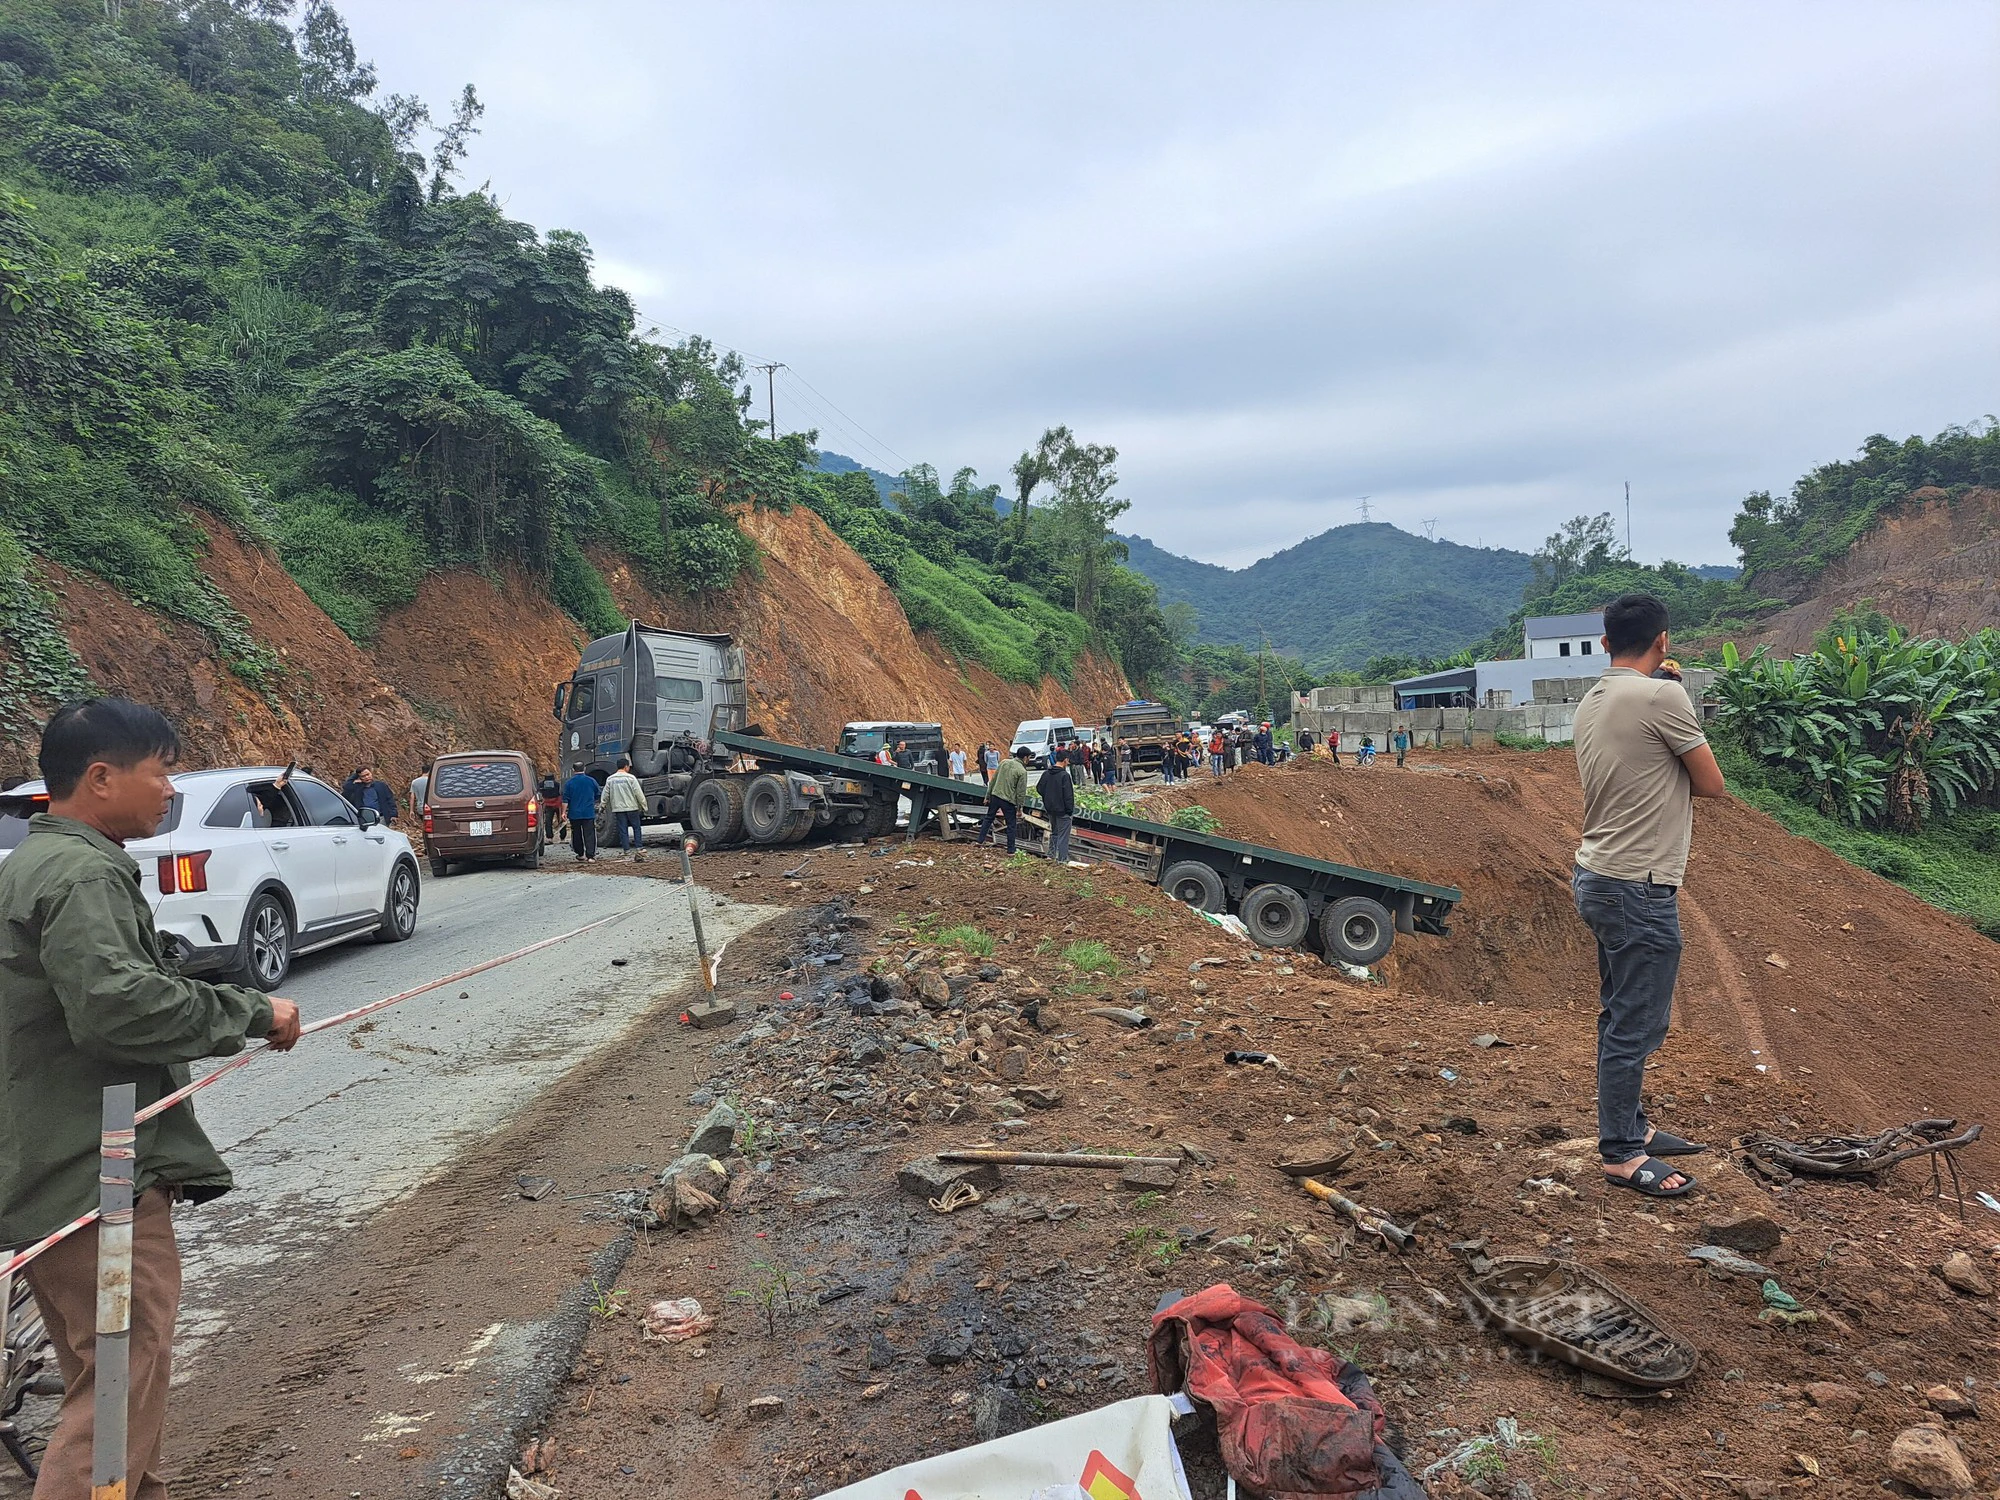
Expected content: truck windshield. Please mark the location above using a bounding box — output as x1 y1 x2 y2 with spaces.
839 729 888 756
568 679 594 719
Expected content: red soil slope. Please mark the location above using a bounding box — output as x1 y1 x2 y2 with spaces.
6 506 1129 789
592 504 1132 750
1143 750 2000 1145
1746 485 2000 655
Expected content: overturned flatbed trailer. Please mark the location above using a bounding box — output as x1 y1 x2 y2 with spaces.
712 732 1459 967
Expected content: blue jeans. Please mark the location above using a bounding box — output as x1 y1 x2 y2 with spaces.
615 810 643 849
1572 866 1684 1164
977 799 1018 853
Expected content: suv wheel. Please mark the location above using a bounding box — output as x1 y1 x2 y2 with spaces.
429 854 450 878
375 861 420 943
230 892 292 991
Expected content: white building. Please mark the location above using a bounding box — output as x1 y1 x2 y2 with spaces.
1524 611 1604 662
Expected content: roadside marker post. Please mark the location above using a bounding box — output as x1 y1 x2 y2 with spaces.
680 838 714 994
92 1083 136 1500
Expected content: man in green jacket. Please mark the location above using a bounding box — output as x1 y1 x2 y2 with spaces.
976 746 1031 855
1 698 300 1499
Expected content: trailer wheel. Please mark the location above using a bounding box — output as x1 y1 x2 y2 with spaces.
1322 895 1395 965
1241 882 1311 947
858 793 899 841
743 772 792 843
1162 859 1226 913
688 778 745 846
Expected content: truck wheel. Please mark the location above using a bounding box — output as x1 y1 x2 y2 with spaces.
1241 882 1310 947
778 808 815 843
858 794 899 840
1322 895 1395 965
743 772 791 843
1161 859 1226 913
688 778 746 846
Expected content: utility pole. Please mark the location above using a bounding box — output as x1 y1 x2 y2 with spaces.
752 362 786 439
1625 479 1632 556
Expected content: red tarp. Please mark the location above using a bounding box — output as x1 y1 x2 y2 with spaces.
1149 1284 1387 1498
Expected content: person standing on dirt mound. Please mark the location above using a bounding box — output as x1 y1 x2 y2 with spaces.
1038 749 1076 863
1572 593 1728 1199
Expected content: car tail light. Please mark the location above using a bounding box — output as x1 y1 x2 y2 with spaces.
423 807 434 835
526 800 537 829
157 851 210 894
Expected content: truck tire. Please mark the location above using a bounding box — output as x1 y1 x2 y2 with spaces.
1161 859 1226 913
743 772 792 843
1241 882 1311 948
778 808 815 843
858 793 899 841
688 778 746 846
1322 895 1395 965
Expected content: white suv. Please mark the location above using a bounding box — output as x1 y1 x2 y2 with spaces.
0 768 421 990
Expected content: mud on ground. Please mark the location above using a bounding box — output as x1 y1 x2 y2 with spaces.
523 817 1999 1500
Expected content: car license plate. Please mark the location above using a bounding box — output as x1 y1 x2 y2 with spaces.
469 820 493 837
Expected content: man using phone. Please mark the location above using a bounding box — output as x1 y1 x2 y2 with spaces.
0 697 301 1499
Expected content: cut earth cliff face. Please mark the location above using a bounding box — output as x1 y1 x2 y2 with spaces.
3 504 1130 786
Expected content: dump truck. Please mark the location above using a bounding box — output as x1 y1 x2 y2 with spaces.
553 624 1460 964
1105 698 1181 771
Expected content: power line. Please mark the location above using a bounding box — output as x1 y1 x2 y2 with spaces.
750 362 786 440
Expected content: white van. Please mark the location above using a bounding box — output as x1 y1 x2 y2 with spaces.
1009 716 1079 769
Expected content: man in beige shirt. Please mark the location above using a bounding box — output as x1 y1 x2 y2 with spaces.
1572 594 1727 1197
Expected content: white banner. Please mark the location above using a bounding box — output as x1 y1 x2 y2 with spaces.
817 1394 1192 1500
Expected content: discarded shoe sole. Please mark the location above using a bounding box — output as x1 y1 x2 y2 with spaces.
1458 1256 1699 1388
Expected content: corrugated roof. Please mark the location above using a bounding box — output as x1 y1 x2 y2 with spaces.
1525 611 1604 638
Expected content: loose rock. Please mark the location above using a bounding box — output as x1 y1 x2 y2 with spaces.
998 1045 1028 1081
1886 1425 1973 1495
1802 1382 1866 1415
1940 1251 1993 1297
1926 1384 1980 1420
685 1101 740 1158
896 1155 1002 1200
1702 1211 1784 1255
746 1395 786 1421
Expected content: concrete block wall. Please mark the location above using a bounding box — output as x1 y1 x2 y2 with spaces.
1294 701 1579 747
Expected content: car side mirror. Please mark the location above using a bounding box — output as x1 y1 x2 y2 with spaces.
358 808 381 829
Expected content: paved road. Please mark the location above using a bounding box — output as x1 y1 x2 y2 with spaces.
0 861 773 1489
169 864 771 1370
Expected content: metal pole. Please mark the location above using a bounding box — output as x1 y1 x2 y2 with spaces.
679 838 713 994
93 1083 136 1500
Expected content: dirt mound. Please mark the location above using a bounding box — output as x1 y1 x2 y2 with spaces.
593 504 1132 750
1142 751 2000 1139
1735 486 2000 656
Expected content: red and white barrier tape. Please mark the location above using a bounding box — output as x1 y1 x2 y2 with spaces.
3 909 634 1278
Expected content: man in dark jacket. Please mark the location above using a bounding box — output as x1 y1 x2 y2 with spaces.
1037 750 1076 863
1 699 301 1500
341 765 397 824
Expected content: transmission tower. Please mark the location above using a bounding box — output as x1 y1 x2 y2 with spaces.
1356 495 1373 522
1421 519 1438 541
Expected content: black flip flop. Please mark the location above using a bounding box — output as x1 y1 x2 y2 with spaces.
1604 1157 1697 1198
1645 1130 1709 1157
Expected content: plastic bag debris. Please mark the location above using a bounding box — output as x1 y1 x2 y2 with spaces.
1420 1416 1539 1482
641 1297 715 1343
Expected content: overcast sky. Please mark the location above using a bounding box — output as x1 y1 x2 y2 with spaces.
339 1 1999 568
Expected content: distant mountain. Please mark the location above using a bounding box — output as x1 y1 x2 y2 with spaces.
1121 524 1537 671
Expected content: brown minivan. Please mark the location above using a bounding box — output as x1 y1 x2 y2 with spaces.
422 751 542 876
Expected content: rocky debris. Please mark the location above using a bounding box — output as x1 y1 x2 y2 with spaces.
973 1384 1031 1442
866 1333 900 1370
746 1395 786 1421
925 1328 974 1366
1801 1382 1867 1415
1926 1384 1980 1420
698 1382 724 1419
643 1153 731 1229
505 1468 558 1500
1011 1084 1063 1110
1886 1425 1974 1495
1688 1244 1773 1280
1278 1144 1355 1179
1702 1211 1784 1255
897 1155 1002 1200
1119 1160 1179 1191
686 1100 741 1158
515 1174 555 1201
1939 1251 1993 1297
917 970 951 1009
998 1045 1028 1080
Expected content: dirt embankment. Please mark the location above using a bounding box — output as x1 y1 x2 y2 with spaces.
1737 485 2000 656
593 503 1132 750
18 519 443 794
1141 750 2000 1137
7 504 1127 784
